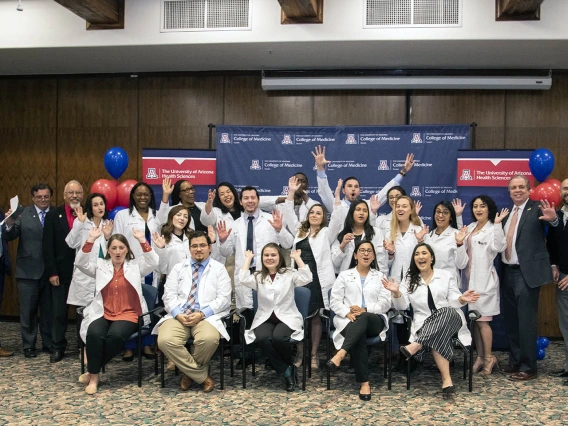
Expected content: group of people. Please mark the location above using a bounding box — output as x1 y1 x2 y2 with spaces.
1 146 567 400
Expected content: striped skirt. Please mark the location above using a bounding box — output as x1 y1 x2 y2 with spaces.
414 307 462 361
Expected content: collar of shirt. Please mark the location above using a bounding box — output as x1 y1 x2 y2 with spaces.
190 257 210 271
246 209 260 221
35 205 49 215
513 198 529 213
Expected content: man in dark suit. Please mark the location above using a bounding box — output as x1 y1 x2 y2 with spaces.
546 178 568 384
501 175 557 381
43 180 83 363
0 208 14 357
4 184 54 358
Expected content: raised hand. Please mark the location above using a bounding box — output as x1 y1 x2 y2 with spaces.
162 177 174 198
87 226 102 243
207 189 216 204
494 207 510 224
334 179 343 205
370 194 381 215
402 153 416 173
414 225 429 242
414 200 423 216
381 276 400 294
268 210 283 232
454 226 470 244
152 232 166 249
452 198 466 217
216 220 232 242
132 228 146 244
207 225 216 243
311 145 331 171
75 205 87 223
383 239 395 255
539 199 557 221
244 250 255 261
460 290 480 304
290 249 302 262
340 233 355 250
288 176 301 196
102 219 114 240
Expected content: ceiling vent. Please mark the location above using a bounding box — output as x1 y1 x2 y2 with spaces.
364 0 461 28
161 0 251 32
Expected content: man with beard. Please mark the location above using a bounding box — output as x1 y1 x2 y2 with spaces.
43 180 84 362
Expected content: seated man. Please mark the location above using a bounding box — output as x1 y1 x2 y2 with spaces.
154 231 231 392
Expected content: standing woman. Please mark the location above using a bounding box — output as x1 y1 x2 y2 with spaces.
239 244 312 392
456 195 508 374
76 227 159 394
383 243 479 396
328 240 392 401
113 182 160 360
332 199 389 275
281 176 342 369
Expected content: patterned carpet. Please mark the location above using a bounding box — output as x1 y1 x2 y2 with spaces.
0 320 567 425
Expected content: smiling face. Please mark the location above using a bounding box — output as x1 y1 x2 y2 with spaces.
91 196 106 219
262 246 280 272
388 189 402 209
561 179 568 206
108 239 129 266
413 245 433 274
508 177 530 206
395 198 412 222
32 188 52 210
434 204 451 229
179 181 195 206
307 205 324 227
189 236 211 263
133 185 151 211
172 209 189 232
64 181 84 209
218 185 235 209
352 202 369 226
472 198 489 223
241 189 259 214
343 178 361 202
354 242 375 268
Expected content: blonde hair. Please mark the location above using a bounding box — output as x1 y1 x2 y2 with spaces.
389 195 421 243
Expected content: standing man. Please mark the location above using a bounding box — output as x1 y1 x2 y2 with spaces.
155 230 232 392
0 207 13 357
3 184 54 358
547 178 568 384
43 180 84 363
501 175 557 381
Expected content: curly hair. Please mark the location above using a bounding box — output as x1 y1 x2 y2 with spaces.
470 195 498 223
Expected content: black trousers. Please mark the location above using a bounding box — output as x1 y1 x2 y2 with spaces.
86 317 138 374
341 312 385 383
51 280 71 351
254 320 293 375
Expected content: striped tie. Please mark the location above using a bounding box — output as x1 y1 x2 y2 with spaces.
39 210 46 227
185 263 201 314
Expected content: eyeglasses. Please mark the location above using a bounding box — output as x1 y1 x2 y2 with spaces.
180 188 196 193
65 191 83 196
34 195 51 200
190 243 209 249
435 210 450 216
358 248 374 254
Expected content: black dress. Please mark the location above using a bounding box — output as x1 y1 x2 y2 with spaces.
295 238 324 313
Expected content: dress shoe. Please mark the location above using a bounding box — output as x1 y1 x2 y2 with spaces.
500 364 520 374
472 357 484 373
202 376 215 393
142 347 155 360
399 346 412 361
78 373 91 385
442 385 456 398
284 367 297 392
180 374 193 391
50 350 64 363
85 383 98 395
166 360 176 371
326 359 340 372
480 356 498 376
122 352 134 362
548 369 568 378
507 371 537 381
24 348 37 358
0 347 14 357
359 392 371 401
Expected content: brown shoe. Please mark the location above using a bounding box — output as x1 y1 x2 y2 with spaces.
500 364 520 374
202 376 215 393
507 371 537 381
0 348 14 357
180 374 193 391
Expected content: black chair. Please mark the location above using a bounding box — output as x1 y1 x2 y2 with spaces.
158 312 235 390
79 284 160 387
238 286 317 390
399 309 481 392
320 306 397 391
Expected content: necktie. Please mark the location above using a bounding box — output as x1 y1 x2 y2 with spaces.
505 206 519 262
246 216 254 252
39 210 46 227
185 263 201 314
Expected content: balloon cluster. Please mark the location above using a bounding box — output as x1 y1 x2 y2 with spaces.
90 147 137 219
529 149 561 206
536 336 549 361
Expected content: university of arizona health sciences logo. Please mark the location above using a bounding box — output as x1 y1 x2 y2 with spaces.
345 134 357 144
145 168 159 179
282 135 293 145
411 133 423 143
281 186 289 196
220 133 231 144
250 160 262 170
410 186 422 197
378 160 390 171
460 169 473 180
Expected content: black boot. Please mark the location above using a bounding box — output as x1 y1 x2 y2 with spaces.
284 365 296 392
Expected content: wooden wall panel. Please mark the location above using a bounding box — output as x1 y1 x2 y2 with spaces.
313 90 406 126
224 76 313 126
412 90 506 150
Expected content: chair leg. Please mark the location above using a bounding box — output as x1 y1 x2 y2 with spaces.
229 322 234 378
383 340 387 379
252 343 256 377
302 336 307 391
406 355 411 390
138 335 143 388
241 325 246 389
387 338 392 391
326 319 331 391
220 338 225 390
160 351 165 388
80 343 85 375
468 347 473 392
463 347 467 380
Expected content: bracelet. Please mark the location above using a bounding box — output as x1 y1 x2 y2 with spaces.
399 170 406 176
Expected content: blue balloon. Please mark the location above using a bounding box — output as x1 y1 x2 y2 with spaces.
108 206 126 221
536 348 546 361
537 337 550 349
104 147 129 179
529 148 555 182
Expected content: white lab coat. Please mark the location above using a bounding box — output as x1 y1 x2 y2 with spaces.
424 226 468 283
155 233 191 276
65 218 109 307
392 268 471 346
456 221 506 316
331 227 389 276
330 268 392 349
152 257 232 340
157 201 206 227
259 195 317 224
385 223 423 281
238 266 312 344
281 199 342 309
219 211 294 309
76 244 159 343
200 206 239 263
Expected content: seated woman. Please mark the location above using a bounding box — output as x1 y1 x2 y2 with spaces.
383 243 479 397
75 227 159 395
328 240 392 401
239 244 312 392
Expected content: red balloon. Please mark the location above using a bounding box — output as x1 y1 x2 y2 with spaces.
116 179 138 208
530 182 561 207
543 178 561 193
90 179 117 210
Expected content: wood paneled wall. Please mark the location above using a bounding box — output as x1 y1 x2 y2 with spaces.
1 73 567 336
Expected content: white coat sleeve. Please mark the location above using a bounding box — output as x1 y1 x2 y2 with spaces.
135 245 160 277
317 174 335 214
74 245 97 278
112 210 126 236
156 202 170 227
65 218 86 249
491 223 507 254
207 266 232 315
258 196 279 213
200 206 218 227
327 203 344 245
276 226 294 250
366 282 392 316
329 274 351 318
219 230 236 258
292 265 312 287
163 264 182 315
238 269 259 291
331 240 347 269
282 200 301 235
372 228 389 275
392 277 410 311
447 273 466 309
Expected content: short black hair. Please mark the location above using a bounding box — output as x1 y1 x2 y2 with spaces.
240 186 259 200
31 183 53 197
387 185 406 198
188 230 212 246
342 177 360 188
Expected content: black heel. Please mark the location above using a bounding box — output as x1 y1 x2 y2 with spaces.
399 346 412 361
326 360 340 371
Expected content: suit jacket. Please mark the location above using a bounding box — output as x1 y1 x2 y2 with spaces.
4 205 45 279
502 199 552 288
0 209 11 275
547 209 568 274
42 204 76 283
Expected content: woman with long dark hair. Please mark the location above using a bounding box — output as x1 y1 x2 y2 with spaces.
383 243 479 396
239 243 312 392
328 240 391 401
